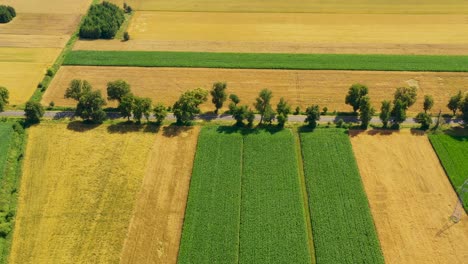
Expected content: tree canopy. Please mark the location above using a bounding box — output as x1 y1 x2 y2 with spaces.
345 83 368 113
254 89 273 124
0 87 9 112
393 86 417 109
79 1 124 39
0 5 16 23
173 88 208 124
210 82 227 114
65 79 92 101
107 80 131 102
24 101 44 124
76 90 107 123
305 105 320 128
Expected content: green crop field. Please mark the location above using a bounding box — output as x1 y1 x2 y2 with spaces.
0 125 13 178
64 51 468 72
300 129 384 264
429 134 468 210
178 127 243 263
241 129 311 263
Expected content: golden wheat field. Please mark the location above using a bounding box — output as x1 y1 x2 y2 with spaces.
0 47 61 105
9 123 157 264
44 66 467 115
74 11 468 54
121 126 199 264
0 0 91 14
350 130 468 263
109 0 468 14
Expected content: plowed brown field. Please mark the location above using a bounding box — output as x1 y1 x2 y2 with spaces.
350 130 468 264
74 12 468 54
44 66 466 114
120 126 199 264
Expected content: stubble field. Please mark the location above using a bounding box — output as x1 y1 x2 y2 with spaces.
350 130 468 263
44 66 466 115
9 123 156 263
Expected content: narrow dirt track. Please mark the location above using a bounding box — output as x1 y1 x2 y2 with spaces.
120 126 199 264
350 130 468 264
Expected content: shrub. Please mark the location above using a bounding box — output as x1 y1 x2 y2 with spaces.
0 222 11 238
336 119 344 128
123 31 130 41
0 5 16 24
79 2 124 39
46 68 55 77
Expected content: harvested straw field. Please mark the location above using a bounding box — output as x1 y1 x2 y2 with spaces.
9 123 157 263
350 130 468 263
0 0 91 14
120 126 199 264
0 47 61 105
74 12 468 55
44 66 466 115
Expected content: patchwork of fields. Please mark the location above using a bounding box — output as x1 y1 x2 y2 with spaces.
350 130 468 263
45 66 465 115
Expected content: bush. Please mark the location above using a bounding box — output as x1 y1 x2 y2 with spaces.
0 5 16 24
79 2 124 39
0 222 11 238
46 68 55 77
123 31 130 41
336 119 344 128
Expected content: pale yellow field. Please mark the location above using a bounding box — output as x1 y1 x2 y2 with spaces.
109 0 468 14
75 12 468 54
0 48 61 105
121 126 199 264
44 66 467 115
350 130 468 263
0 0 91 14
9 123 157 264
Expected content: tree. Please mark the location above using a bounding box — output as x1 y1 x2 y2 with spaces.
210 82 227 114
246 109 255 127
65 79 92 101
229 94 240 106
153 103 167 124
447 90 463 116
133 97 152 123
423 95 434 113
305 105 320 128
173 88 208 125
0 86 9 112
76 90 107 123
359 95 375 129
24 101 44 124
379 100 391 128
107 80 131 102
345 83 368 113
276 97 291 127
461 94 468 127
230 104 248 126
393 86 417 110
392 99 406 127
118 93 134 120
416 112 433 130
254 89 273 124
263 105 275 125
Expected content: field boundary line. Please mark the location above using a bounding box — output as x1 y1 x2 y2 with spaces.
294 129 316 264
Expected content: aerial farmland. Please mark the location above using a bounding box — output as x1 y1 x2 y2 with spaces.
0 0 467 264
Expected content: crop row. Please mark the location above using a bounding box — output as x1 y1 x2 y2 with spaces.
64 50 468 72
300 129 384 263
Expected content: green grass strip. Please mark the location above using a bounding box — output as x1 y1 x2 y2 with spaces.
64 50 468 72
178 127 243 263
300 129 384 264
429 134 468 211
0 122 27 264
241 129 311 263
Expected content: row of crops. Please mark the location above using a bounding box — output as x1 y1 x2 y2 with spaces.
179 127 384 263
429 134 468 210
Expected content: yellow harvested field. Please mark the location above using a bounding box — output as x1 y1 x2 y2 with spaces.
44 66 467 115
0 47 61 105
9 123 156 264
0 0 91 14
350 130 468 263
120 126 199 264
109 0 468 14
75 12 468 54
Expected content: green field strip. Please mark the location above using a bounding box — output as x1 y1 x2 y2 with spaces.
178 127 243 263
300 129 384 264
429 134 468 211
0 125 13 180
240 129 311 264
64 50 468 72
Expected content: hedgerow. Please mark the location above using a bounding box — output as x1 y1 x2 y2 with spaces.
300 129 384 263
79 1 124 39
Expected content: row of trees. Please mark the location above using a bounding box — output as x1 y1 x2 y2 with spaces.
79 1 125 39
0 5 16 23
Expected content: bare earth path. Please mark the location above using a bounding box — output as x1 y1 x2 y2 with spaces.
350 130 468 264
120 126 199 264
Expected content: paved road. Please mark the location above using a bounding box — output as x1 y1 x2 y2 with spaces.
0 110 464 125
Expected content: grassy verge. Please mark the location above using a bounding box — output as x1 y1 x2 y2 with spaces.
300 128 384 263
115 12 134 40
64 51 468 72
241 129 311 263
178 127 243 263
428 134 468 211
0 122 26 264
